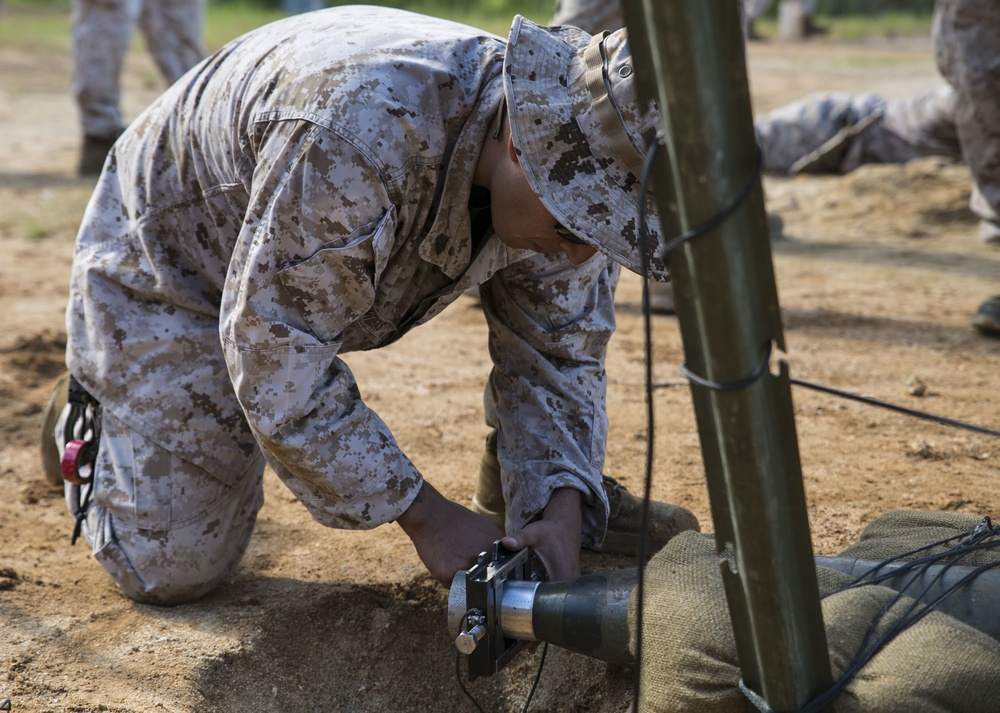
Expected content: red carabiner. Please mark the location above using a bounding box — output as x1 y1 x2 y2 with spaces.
61 439 95 485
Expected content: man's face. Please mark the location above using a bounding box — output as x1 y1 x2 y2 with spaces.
489 143 599 266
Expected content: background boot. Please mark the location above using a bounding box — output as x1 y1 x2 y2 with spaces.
972 296 1000 337
803 15 829 37
78 132 121 176
39 372 70 487
471 429 505 529
648 280 675 315
587 475 700 555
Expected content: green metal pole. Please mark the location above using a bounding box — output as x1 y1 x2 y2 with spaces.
618 0 833 709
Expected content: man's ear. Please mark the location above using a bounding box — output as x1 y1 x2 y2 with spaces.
506 132 520 165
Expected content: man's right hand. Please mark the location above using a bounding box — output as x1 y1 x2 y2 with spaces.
396 480 503 585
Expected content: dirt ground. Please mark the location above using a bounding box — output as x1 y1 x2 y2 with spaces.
1 9 998 713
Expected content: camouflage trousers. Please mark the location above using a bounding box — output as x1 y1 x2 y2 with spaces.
72 0 205 138
934 0 1000 239
56 406 265 605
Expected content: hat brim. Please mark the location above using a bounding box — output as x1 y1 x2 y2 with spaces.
503 15 667 280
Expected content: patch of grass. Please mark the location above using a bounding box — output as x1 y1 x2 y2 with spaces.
755 11 933 43
202 1 549 48
0 2 71 52
0 1 547 55
820 12 933 42
0 185 96 244
203 2 283 51
25 218 49 241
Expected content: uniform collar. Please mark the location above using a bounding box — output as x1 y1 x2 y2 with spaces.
417 79 508 279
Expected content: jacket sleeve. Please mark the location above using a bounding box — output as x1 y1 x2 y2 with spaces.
220 120 423 530
481 249 621 548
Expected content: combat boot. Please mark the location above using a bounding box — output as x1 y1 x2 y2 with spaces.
803 15 829 37
980 220 1000 245
589 475 700 555
78 132 121 176
647 280 675 315
471 429 701 555
39 372 71 487
471 429 506 529
972 296 1000 337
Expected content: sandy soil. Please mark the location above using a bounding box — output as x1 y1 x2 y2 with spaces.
1 9 997 713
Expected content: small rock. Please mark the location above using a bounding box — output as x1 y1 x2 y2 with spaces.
906 376 927 397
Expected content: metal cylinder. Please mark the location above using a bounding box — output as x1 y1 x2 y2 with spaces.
500 580 539 641
816 556 1000 641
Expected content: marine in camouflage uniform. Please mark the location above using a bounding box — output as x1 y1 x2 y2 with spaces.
754 85 962 175
753 0 1000 335
934 0 1000 247
72 0 205 175
50 7 699 605
935 0 1000 334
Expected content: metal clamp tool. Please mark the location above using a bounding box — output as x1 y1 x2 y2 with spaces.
448 541 542 680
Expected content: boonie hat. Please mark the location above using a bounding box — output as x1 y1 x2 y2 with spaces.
503 15 666 280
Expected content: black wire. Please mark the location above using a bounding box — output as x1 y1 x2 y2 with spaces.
842 519 996 590
740 520 1000 713
790 377 1000 439
520 642 549 713
658 149 764 258
680 341 772 392
453 616 550 712
631 134 662 713
454 613 487 713
455 648 487 713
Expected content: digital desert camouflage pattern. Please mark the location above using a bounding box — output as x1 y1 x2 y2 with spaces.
504 18 668 279
67 6 620 596
62 409 266 604
934 0 1000 238
754 85 962 175
72 0 205 138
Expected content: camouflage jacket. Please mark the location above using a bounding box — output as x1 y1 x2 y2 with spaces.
67 7 616 542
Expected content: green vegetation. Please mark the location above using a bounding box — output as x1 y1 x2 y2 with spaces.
815 12 934 42
813 0 935 15
0 0 935 55
752 11 932 43
0 0 552 52
0 4 70 52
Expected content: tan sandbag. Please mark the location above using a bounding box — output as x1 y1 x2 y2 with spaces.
630 519 1000 713
838 510 995 566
